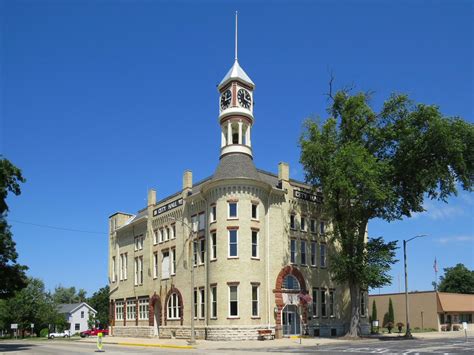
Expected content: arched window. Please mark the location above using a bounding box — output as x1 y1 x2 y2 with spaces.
282 275 300 290
167 293 180 320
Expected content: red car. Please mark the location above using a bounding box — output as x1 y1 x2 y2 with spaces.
80 328 108 337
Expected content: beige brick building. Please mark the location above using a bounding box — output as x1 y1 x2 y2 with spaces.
108 39 367 340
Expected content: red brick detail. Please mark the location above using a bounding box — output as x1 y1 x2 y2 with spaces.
274 266 308 326
149 293 162 327
163 286 184 326
123 300 127 326
135 298 139 326
109 300 115 326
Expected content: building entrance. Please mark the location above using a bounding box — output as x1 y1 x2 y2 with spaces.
282 304 300 336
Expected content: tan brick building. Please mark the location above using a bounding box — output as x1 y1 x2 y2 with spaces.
108 38 367 340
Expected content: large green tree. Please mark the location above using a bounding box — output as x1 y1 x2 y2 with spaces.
300 90 474 337
52 286 87 304
87 286 109 328
438 263 474 294
0 157 28 299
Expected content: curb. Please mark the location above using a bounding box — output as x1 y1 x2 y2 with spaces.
117 342 194 349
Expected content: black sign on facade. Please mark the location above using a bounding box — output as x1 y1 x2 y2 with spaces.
153 198 183 217
293 190 323 204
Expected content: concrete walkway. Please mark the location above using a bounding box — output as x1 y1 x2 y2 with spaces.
77 330 474 350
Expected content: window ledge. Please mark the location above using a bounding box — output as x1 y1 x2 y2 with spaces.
227 257 239 260
227 317 240 320
251 257 260 260
251 316 261 319
227 218 239 221
251 218 260 222
210 259 217 263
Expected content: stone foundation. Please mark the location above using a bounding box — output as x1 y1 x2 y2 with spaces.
112 326 154 338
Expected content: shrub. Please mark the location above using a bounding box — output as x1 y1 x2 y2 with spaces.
385 322 394 333
40 328 49 338
396 322 404 332
453 324 461 331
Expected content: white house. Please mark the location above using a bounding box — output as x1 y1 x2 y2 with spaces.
58 302 97 334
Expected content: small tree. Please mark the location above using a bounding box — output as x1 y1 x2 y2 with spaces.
388 298 395 324
371 300 378 333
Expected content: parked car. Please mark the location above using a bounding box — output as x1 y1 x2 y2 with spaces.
48 330 70 339
80 328 108 337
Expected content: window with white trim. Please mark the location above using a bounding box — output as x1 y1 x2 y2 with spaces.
193 288 198 319
139 298 149 320
320 244 327 267
228 229 238 257
134 235 144 251
153 229 158 244
167 293 180 320
200 238 205 264
301 217 306 231
311 242 317 266
229 285 239 317
164 227 169 241
153 252 158 279
134 256 143 285
329 290 335 317
320 290 327 317
228 202 238 218
211 232 217 260
210 205 217 222
120 253 127 280
193 240 198 266
301 240 307 265
312 288 318 317
211 286 217 318
251 284 259 317
290 239 296 263
290 214 296 229
191 215 198 232
320 221 325 234
198 212 205 231
172 224 176 239
251 203 258 220
171 248 176 275
162 250 170 279
310 219 316 233
159 228 164 243
126 299 136 320
199 288 205 319
251 230 259 258
115 301 124 321
112 256 116 282
282 275 300 290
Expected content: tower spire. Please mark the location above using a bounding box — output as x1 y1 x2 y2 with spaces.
235 11 238 61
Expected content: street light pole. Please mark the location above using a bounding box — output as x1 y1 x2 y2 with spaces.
169 217 196 345
403 234 427 339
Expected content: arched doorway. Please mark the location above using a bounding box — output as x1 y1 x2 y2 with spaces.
282 304 300 335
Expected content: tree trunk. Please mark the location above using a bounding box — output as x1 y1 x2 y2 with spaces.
347 281 361 337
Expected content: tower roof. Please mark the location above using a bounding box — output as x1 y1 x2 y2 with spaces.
218 60 255 90
213 153 260 181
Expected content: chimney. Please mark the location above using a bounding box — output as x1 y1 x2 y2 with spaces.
147 188 156 206
278 162 289 182
183 170 193 192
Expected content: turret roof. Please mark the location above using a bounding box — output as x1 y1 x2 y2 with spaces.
218 60 255 90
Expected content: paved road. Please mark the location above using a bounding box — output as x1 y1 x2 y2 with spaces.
1 337 473 354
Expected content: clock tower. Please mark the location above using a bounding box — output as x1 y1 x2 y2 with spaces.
217 12 255 159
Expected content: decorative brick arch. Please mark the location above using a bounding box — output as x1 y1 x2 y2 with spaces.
273 266 308 330
149 292 162 327
109 300 115 327
163 286 184 326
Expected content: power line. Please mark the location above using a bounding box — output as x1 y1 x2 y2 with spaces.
9 219 106 235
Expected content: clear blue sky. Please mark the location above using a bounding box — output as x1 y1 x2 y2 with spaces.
1 0 473 296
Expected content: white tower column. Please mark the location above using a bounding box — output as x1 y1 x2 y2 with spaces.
221 128 226 148
227 121 232 146
238 120 243 145
247 125 251 147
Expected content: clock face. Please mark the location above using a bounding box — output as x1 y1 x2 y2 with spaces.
237 88 252 109
220 89 232 110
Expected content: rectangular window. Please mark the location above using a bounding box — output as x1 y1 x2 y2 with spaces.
211 232 217 260
320 244 327 267
134 257 138 285
229 229 238 257
360 292 366 317
119 254 123 280
81 311 84 318
229 285 238 317
134 235 144 250
228 202 238 218
301 217 306 231
198 212 205 231
320 290 327 317
320 221 325 234
159 228 164 243
211 286 217 318
252 284 259 317
153 229 158 244
290 214 296 229
139 298 149 320
172 224 176 239
171 248 176 275
75 323 80 330
193 288 198 319
311 242 317 266
139 256 143 284
301 240 307 265
191 215 198 232
115 301 124 321
162 250 170 279
200 288 205 319
310 219 316 233
153 252 158 279
312 288 318 317
123 253 127 280
251 230 259 258
112 256 116 282
329 290 334 317
251 203 258 220
193 240 198 266
200 238 205 264
290 239 296 263
211 205 217 222
164 227 169 241
126 299 136 320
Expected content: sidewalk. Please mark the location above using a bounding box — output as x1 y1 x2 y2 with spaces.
77 330 474 350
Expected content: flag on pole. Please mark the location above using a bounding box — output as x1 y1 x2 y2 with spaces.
433 257 438 273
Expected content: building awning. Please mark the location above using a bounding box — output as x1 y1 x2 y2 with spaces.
437 292 474 313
